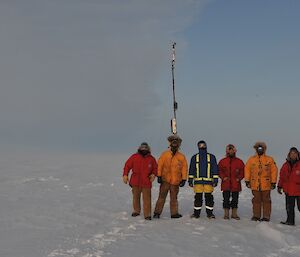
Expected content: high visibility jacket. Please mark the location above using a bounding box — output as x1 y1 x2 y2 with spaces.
278 160 300 196
189 152 218 185
245 154 278 191
157 150 188 186
123 153 158 188
218 156 245 192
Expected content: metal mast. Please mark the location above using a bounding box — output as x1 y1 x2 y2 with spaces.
171 42 178 134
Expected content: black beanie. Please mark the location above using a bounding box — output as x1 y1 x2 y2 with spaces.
197 140 207 148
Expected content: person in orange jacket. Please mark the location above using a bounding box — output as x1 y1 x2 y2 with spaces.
123 142 158 220
245 142 278 221
153 135 188 219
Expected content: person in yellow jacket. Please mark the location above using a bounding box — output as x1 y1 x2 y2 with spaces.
153 135 188 219
245 142 278 221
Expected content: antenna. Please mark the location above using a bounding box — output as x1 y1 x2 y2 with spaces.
171 42 178 134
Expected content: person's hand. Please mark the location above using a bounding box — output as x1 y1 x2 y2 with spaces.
149 174 156 183
245 181 250 188
271 183 276 190
157 176 162 184
223 177 229 181
213 182 218 187
277 186 283 194
123 175 128 184
179 180 186 187
188 179 193 187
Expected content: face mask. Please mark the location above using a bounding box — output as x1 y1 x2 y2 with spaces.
170 141 179 153
138 149 149 156
256 147 264 156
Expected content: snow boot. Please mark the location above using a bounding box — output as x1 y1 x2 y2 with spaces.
153 213 160 219
280 221 295 226
171 213 182 219
207 210 215 219
223 208 230 219
231 208 240 220
191 209 201 219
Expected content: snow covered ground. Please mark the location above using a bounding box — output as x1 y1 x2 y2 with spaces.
0 152 299 257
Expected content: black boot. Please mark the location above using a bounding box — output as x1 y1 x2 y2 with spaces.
191 209 201 218
153 213 160 219
206 209 215 219
280 220 295 226
131 212 140 217
171 213 182 219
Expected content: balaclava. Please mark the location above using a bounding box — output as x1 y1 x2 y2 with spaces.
198 140 207 155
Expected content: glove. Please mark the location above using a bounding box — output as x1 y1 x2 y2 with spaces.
212 179 218 187
271 183 276 190
179 180 186 187
277 186 283 194
123 175 128 184
149 174 156 183
157 176 162 184
188 179 193 187
245 181 250 188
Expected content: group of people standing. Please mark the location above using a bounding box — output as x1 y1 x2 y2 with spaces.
122 135 300 226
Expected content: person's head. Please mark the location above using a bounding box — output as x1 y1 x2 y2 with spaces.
197 140 207 154
167 135 182 154
226 144 236 158
138 142 150 156
288 147 300 163
197 140 207 150
253 142 267 156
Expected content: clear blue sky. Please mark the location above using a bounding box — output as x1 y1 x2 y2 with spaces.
0 0 299 160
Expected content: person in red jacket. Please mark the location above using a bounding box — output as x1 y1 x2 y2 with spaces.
218 144 245 220
123 142 158 220
277 147 300 225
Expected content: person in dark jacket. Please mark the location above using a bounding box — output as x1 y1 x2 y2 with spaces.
189 140 218 219
278 147 300 225
218 144 245 220
123 142 158 220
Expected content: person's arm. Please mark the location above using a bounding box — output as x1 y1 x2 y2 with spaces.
218 160 226 180
270 157 278 184
188 155 196 187
237 160 245 181
244 158 251 188
211 155 219 185
123 155 134 184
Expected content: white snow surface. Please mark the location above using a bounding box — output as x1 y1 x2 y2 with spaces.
0 152 299 257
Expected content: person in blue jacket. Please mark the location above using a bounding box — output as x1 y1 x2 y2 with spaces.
188 140 218 219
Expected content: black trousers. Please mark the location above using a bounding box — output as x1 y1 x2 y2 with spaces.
223 191 239 209
194 193 214 215
285 194 300 224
